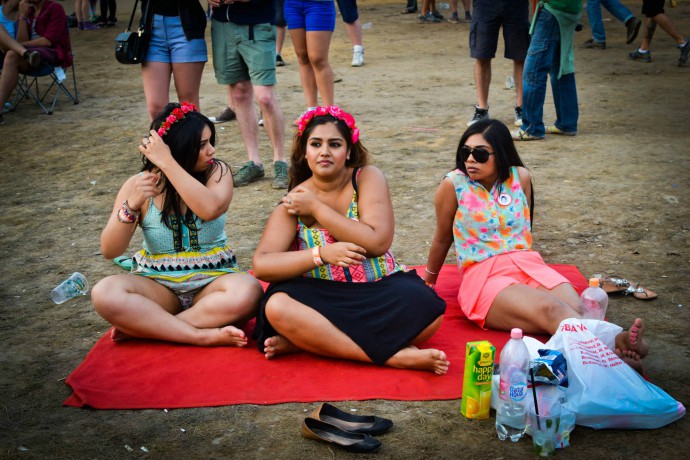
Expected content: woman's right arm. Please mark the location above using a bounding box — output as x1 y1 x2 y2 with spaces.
424 178 457 286
100 172 160 259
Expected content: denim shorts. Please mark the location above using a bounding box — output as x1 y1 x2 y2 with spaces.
211 20 277 86
284 0 336 32
145 15 208 64
470 0 530 60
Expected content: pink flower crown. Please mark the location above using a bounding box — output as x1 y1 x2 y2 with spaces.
157 102 197 137
295 106 360 144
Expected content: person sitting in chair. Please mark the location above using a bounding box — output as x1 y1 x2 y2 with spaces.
0 0 71 125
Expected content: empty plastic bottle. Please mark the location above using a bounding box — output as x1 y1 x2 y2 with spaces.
580 277 608 320
50 272 89 304
496 328 529 442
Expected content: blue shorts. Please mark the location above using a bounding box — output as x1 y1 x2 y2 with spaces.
284 0 336 32
145 15 208 64
335 0 359 24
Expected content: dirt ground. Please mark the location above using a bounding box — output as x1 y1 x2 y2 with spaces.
1 0 689 458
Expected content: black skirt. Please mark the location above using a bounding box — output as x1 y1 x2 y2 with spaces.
255 270 446 365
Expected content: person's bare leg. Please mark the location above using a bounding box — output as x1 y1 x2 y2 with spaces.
344 19 362 47
485 283 582 335
263 293 448 373
513 59 524 107
231 81 262 165
0 26 27 56
290 28 318 107
141 61 172 120
171 61 205 110
0 51 29 108
92 275 252 346
639 17 657 51
253 85 286 163
276 25 286 56
474 58 491 109
306 30 334 106
650 13 686 44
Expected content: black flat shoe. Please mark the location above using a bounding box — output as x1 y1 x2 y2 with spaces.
311 402 393 435
301 417 382 453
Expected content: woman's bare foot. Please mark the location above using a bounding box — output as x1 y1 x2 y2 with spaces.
264 335 300 359
207 325 248 347
110 327 133 343
614 318 648 373
385 346 450 375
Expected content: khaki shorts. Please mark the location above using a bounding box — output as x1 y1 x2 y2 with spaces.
211 20 277 86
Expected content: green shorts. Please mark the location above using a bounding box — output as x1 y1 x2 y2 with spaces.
211 20 277 86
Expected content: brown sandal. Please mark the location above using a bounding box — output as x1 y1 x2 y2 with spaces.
623 284 658 301
598 275 631 294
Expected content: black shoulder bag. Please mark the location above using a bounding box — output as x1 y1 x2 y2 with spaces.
114 0 152 65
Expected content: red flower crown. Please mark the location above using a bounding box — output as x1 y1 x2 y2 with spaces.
295 106 360 144
157 102 197 137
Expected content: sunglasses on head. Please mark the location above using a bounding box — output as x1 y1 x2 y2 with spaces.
460 145 494 163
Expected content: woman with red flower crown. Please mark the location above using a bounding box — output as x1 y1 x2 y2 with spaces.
252 106 449 374
92 102 262 346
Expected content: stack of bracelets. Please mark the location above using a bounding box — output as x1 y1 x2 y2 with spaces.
117 200 140 224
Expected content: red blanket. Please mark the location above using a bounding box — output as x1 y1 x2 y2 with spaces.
64 264 586 409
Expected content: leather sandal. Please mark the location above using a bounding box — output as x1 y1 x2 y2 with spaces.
598 275 631 294
301 417 382 453
311 402 393 435
623 284 658 301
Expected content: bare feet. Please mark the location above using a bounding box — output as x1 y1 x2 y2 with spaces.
210 325 249 347
110 327 133 343
614 318 648 373
385 346 450 375
264 335 300 359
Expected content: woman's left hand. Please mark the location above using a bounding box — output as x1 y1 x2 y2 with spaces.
138 130 174 170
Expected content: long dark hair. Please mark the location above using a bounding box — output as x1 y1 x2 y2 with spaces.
455 118 534 225
288 115 369 190
143 102 229 228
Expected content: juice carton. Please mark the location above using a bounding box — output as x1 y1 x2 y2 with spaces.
460 340 495 419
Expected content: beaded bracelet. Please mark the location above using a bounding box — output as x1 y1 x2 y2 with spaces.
117 200 140 224
425 268 438 276
312 246 324 267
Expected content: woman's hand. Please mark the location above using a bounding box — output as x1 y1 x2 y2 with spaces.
127 170 161 211
281 185 320 217
320 242 366 267
138 131 175 171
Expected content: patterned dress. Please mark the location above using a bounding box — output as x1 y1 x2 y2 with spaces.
255 168 446 365
130 197 241 298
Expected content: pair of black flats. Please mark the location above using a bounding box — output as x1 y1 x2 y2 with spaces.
301 402 393 453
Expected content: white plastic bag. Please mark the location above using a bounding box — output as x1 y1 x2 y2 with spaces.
543 318 685 429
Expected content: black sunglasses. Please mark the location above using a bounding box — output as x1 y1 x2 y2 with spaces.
460 145 494 163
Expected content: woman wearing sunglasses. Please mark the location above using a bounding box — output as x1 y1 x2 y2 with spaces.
423 118 648 371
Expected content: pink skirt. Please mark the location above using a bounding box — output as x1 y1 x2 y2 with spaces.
458 251 570 328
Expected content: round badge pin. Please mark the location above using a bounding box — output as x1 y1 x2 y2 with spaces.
498 193 512 206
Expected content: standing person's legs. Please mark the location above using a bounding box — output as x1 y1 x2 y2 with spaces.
336 0 364 66
502 0 529 122
474 58 491 110
601 0 635 25
254 85 285 164
232 81 262 166
519 8 559 139
305 30 334 106
171 62 205 109
142 62 173 120
468 0 499 124
549 32 578 137
167 16 207 110
290 28 318 107
586 0 607 43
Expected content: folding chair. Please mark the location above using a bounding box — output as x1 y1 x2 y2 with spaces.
10 21 79 115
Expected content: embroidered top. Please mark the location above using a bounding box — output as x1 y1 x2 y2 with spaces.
447 166 532 270
293 168 405 282
132 197 240 292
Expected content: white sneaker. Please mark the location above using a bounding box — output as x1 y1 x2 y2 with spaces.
351 47 364 67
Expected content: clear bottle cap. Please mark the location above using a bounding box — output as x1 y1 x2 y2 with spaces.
510 328 523 339
589 277 601 287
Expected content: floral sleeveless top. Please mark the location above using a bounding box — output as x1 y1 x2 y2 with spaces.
293 168 405 282
447 166 532 269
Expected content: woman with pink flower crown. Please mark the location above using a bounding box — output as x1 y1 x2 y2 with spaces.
92 102 262 346
252 106 449 374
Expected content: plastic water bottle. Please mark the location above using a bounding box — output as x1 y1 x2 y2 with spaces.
580 278 608 320
496 328 529 442
50 272 89 304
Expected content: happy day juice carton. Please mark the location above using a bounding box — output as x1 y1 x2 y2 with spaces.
461 340 495 419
